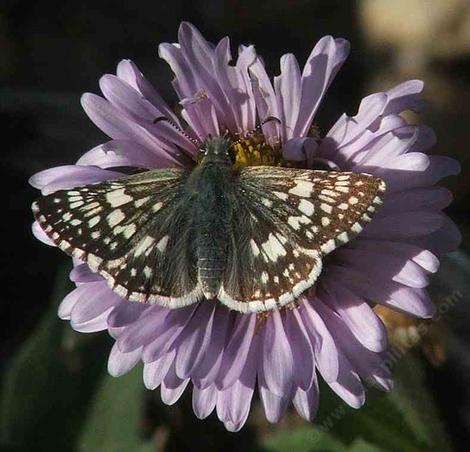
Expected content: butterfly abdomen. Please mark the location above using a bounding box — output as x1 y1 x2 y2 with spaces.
192 158 233 299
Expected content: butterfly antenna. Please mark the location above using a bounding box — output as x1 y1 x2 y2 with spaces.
248 116 281 136
153 116 201 147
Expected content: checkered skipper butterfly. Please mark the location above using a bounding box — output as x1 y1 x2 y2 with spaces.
33 136 385 313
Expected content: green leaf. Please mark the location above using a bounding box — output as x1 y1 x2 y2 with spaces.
262 426 346 452
262 427 384 452
0 265 110 451
77 366 149 452
313 354 453 452
390 355 452 452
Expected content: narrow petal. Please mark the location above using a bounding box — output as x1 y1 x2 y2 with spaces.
258 376 290 423
69 263 102 283
284 310 315 390
383 80 426 114
70 284 119 325
274 53 302 140
327 355 365 409
175 303 216 379
161 363 190 405
143 351 175 390
363 211 444 239
76 140 161 168
32 221 55 246
335 247 429 288
294 36 350 137
192 385 217 419
262 311 294 397
81 93 183 166
292 379 319 421
107 343 142 377
321 283 388 352
30 165 124 194
300 299 339 382
116 59 180 124
216 314 256 389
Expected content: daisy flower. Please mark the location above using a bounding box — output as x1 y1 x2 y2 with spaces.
30 22 460 431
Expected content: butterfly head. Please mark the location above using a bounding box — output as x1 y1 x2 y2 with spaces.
198 135 235 166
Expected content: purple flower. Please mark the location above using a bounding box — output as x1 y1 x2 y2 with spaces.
30 22 460 431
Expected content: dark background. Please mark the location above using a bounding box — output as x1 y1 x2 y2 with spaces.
1 1 469 450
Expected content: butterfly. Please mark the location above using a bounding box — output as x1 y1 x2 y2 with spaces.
32 135 385 313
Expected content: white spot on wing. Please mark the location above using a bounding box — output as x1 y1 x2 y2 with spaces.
289 181 314 197
250 239 260 257
156 235 169 252
107 209 125 227
106 189 133 207
134 236 155 257
298 199 315 216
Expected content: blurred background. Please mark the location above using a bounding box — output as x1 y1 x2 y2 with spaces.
0 0 469 451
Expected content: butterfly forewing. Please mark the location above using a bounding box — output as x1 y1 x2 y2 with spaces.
218 166 385 312
33 168 202 306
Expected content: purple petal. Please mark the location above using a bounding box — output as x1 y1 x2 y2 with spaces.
248 57 281 143
258 380 290 423
32 221 55 246
330 265 435 318
81 93 183 166
69 263 102 283
191 306 230 386
29 165 124 194
116 59 180 125
72 308 113 333
107 299 147 328
300 299 339 382
192 384 217 419
216 331 259 431
284 310 315 390
381 187 453 214
58 285 94 320
294 36 350 137
143 351 175 390
161 363 190 405
380 155 460 193
363 211 444 239
315 299 392 391
100 75 196 154
383 80 426 114
350 238 440 273
413 217 461 255
326 93 388 149
175 303 216 379
70 284 119 325
177 23 235 131
117 305 171 353
76 140 161 168
261 311 294 397
321 283 388 352
214 37 255 131
335 247 429 288
292 380 319 421
216 314 256 389
327 355 365 409
107 343 142 377
274 53 302 140
141 305 198 362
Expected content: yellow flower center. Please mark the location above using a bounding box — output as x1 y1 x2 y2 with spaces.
231 133 281 168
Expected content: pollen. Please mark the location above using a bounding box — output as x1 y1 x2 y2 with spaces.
231 133 280 168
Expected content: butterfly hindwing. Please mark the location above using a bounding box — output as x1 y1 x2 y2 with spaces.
218 166 385 312
33 168 202 306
